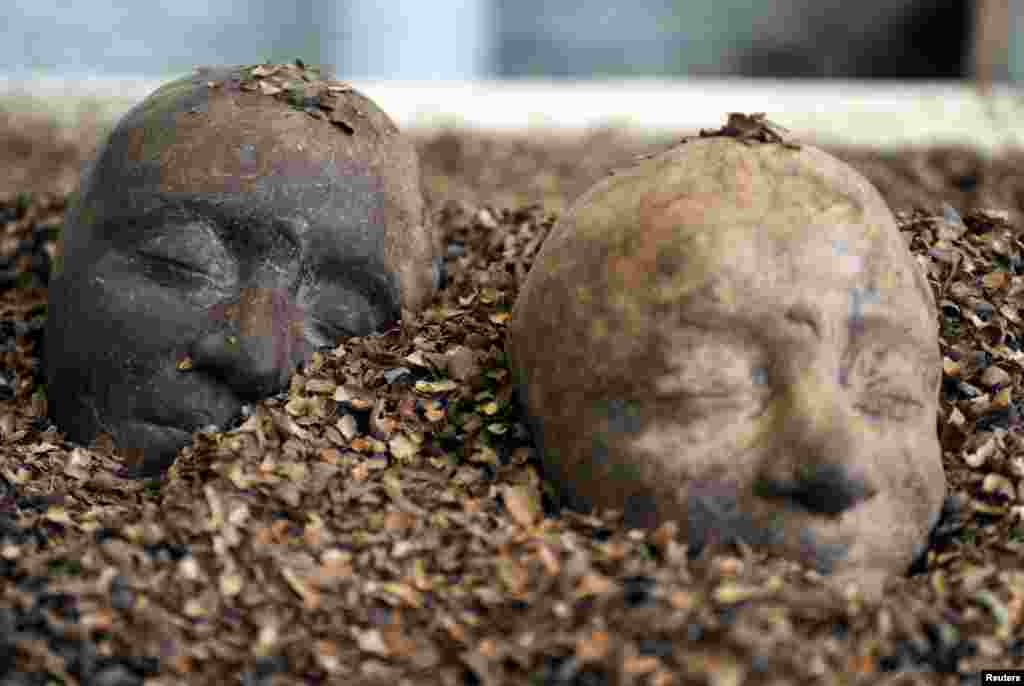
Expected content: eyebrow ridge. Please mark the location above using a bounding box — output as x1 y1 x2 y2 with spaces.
148 195 304 255
848 312 935 353
674 307 933 355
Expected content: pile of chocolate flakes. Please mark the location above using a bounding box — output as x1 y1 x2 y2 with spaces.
1 103 1024 685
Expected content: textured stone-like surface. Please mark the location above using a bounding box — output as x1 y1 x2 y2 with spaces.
46 63 441 476
508 136 945 583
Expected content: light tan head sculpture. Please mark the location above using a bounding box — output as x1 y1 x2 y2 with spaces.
508 131 945 589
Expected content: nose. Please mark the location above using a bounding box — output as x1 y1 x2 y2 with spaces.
189 286 312 399
754 371 878 515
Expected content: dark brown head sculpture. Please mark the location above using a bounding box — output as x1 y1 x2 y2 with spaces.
45 62 441 476
508 135 945 590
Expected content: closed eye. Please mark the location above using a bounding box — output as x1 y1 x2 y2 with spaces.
133 222 234 286
844 343 930 418
854 390 924 421
139 252 213 285
670 385 771 421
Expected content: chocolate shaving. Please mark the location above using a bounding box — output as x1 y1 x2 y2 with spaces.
231 60 359 132
700 112 801 150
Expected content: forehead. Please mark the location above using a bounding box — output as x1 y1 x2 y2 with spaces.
73 71 395 247
676 223 924 310
109 82 373 195
641 218 935 349
670 279 936 356
574 139 934 324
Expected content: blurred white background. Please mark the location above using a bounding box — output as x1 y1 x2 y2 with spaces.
2 0 1018 81
1 1 1022 150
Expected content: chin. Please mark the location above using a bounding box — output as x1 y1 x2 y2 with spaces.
102 418 195 477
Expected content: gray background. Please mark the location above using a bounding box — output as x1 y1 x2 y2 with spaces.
3 0 1020 81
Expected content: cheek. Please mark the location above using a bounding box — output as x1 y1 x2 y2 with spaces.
84 274 212 354
860 412 943 503
833 434 944 563
303 283 400 339
898 422 944 503
621 408 768 485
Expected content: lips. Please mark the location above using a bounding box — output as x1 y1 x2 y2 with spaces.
107 361 246 476
111 419 195 478
680 477 874 574
152 364 242 425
